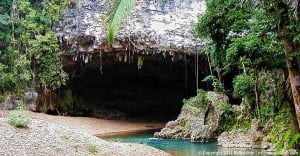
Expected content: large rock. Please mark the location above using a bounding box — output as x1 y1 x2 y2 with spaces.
55 0 206 58
1 91 38 111
217 130 252 148
0 95 23 110
217 119 265 148
154 91 228 142
0 95 13 110
24 91 38 111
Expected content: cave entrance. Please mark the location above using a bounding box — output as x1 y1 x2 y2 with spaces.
64 54 208 121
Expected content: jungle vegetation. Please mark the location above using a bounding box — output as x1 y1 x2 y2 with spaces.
104 0 300 129
0 0 68 99
1 0 300 143
193 0 300 130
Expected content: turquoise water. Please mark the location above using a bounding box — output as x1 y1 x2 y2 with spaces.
103 132 267 156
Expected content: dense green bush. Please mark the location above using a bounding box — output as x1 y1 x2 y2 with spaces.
202 75 224 92
196 89 208 105
0 0 68 95
183 89 208 111
8 104 29 128
233 74 255 99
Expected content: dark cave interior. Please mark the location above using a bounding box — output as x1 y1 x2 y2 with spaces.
63 54 210 121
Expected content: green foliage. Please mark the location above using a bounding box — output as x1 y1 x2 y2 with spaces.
220 102 234 131
193 0 252 71
102 0 136 45
0 0 68 95
202 75 224 92
267 106 298 153
233 74 255 99
225 9 284 69
194 0 299 148
8 103 29 128
275 130 291 154
86 144 97 154
29 32 68 89
286 133 300 150
196 89 208 105
232 113 252 131
259 105 274 123
275 130 300 155
193 0 285 99
183 89 208 109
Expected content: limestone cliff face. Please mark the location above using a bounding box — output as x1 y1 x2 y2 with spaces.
54 0 206 57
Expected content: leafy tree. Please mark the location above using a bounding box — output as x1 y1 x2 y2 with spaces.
196 0 300 129
192 0 299 126
193 0 285 75
0 0 68 95
241 0 300 129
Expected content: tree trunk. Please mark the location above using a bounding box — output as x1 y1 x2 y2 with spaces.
282 26 300 130
254 71 260 118
275 0 300 129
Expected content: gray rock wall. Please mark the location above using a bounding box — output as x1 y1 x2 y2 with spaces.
55 0 206 55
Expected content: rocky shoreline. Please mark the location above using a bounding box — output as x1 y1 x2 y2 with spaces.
217 126 298 156
0 116 169 156
153 89 299 155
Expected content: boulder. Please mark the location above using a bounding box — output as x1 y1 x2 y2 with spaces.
0 95 13 110
218 119 266 148
154 91 228 142
249 119 264 143
0 93 38 111
24 91 38 111
217 130 252 148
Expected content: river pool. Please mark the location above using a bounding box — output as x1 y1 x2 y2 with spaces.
102 132 268 156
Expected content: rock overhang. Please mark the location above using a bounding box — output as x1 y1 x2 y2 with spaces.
55 0 206 61
37 0 210 119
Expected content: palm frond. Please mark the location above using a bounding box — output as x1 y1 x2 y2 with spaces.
102 0 136 45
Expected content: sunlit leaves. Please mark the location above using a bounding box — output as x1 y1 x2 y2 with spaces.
194 0 285 73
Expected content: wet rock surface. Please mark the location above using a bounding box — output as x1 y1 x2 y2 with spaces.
154 91 228 142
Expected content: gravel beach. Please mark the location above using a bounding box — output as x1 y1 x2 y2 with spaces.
0 111 169 156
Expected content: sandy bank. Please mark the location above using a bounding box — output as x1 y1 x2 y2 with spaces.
1 110 165 136
0 110 170 156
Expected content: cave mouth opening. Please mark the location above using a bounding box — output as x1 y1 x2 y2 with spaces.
63 55 208 122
